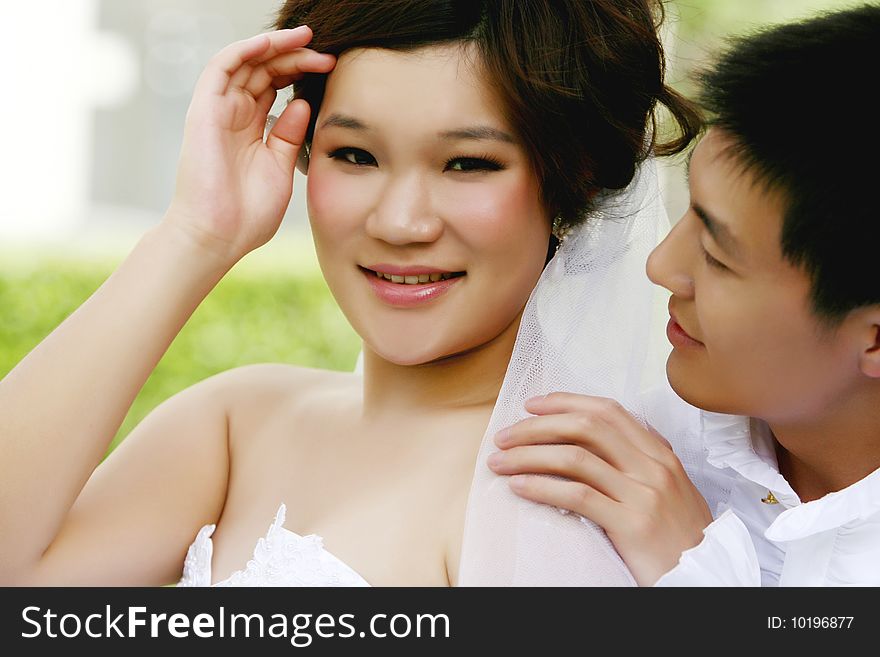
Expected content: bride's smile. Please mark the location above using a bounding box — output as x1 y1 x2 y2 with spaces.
359 265 466 308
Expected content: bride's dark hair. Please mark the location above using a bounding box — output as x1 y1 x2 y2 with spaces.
275 0 698 231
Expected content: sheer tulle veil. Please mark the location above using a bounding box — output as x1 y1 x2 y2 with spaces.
354 159 741 585
457 159 739 586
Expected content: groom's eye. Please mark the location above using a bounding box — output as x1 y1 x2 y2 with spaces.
701 245 729 271
328 147 377 167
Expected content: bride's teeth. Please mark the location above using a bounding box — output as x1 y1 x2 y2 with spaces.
372 270 462 284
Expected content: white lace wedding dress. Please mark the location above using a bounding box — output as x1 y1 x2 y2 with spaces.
177 504 371 587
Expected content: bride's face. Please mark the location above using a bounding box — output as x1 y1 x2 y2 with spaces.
306 44 551 365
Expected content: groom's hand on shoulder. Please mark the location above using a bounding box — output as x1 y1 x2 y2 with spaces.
487 392 712 586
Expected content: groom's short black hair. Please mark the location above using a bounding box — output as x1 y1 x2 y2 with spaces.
698 4 880 321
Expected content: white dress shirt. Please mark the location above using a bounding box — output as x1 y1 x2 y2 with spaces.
656 415 880 586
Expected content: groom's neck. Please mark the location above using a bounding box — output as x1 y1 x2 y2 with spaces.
768 385 880 502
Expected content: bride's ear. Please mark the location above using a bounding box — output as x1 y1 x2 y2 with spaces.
296 142 310 175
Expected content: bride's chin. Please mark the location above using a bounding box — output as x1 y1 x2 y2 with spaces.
367 343 454 367
364 334 476 368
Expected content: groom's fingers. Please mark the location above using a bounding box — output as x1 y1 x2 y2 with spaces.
493 412 638 468
494 393 689 490
523 392 673 463
506 474 623 530
488 443 632 501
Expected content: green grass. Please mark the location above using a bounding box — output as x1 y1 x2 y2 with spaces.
0 246 360 454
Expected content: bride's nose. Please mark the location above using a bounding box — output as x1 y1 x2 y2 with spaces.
365 172 444 245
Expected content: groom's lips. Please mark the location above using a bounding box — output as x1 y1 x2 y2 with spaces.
360 265 466 308
667 304 704 349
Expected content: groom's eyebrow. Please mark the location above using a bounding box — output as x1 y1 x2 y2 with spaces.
685 148 744 259
692 203 743 259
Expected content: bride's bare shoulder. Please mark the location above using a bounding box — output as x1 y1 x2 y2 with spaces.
214 363 360 425
217 362 358 392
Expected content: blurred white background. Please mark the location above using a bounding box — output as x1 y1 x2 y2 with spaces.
0 0 307 254
0 0 858 253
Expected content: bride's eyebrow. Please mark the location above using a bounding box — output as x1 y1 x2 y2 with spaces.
439 126 517 144
319 112 516 144
319 113 370 132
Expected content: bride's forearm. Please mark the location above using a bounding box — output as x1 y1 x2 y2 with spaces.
0 218 233 576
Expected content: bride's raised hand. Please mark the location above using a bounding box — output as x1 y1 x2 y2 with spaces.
166 26 335 264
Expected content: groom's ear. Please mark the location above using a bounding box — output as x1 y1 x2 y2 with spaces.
857 307 880 378
296 142 310 175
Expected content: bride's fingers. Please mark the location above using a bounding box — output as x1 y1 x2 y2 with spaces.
242 49 335 99
227 61 257 94
256 87 278 120
197 27 314 97
265 98 311 166
270 75 299 92
253 76 300 120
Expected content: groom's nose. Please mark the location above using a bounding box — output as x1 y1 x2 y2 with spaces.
646 214 696 299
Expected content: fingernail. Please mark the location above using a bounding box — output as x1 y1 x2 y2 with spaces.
494 429 510 446
487 452 504 468
276 25 309 38
525 394 546 408
509 475 528 491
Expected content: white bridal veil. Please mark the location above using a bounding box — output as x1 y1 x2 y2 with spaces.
457 159 741 586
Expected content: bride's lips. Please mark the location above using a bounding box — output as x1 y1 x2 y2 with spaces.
666 312 705 349
360 264 466 308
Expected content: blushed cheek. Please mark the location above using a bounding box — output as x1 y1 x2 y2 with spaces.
306 169 366 241
448 178 550 324
445 177 548 251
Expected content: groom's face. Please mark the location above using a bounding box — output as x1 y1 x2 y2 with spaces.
647 128 859 426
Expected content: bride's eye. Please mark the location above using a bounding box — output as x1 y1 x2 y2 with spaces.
444 156 505 173
328 147 377 167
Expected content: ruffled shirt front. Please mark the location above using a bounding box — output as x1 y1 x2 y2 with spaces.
656 416 880 587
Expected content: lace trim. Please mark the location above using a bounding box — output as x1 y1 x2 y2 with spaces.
178 523 215 587
178 504 371 587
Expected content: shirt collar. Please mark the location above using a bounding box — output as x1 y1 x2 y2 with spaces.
767 466 880 541
701 410 880 541
701 412 799 506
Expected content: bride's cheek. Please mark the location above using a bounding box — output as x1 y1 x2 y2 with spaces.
448 178 547 248
477 180 550 280
307 169 352 231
